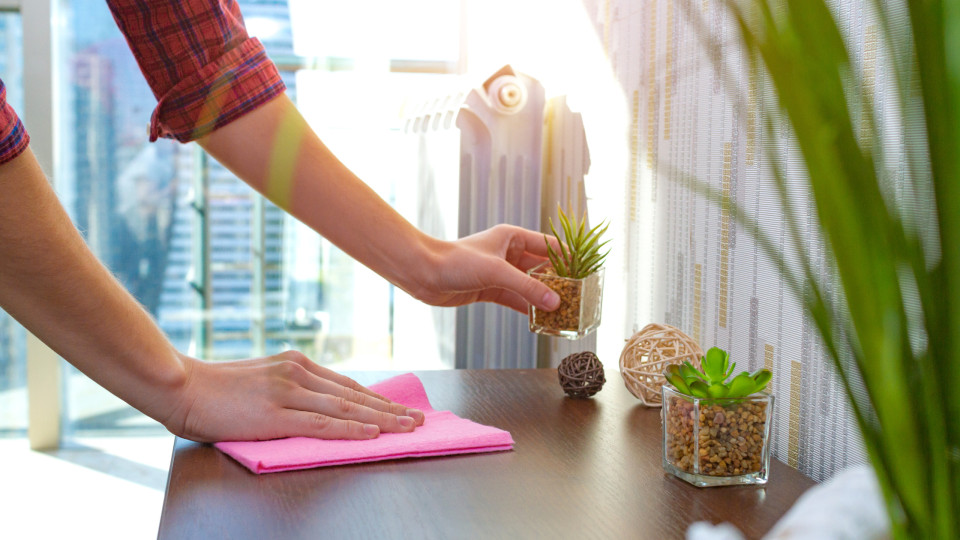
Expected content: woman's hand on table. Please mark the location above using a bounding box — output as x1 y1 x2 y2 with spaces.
163 351 424 443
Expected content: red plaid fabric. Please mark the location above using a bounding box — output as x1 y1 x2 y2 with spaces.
106 0 286 142
0 78 29 165
0 0 282 163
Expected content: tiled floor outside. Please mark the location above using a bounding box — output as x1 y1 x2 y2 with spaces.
0 435 174 539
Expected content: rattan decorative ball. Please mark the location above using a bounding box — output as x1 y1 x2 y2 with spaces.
619 323 703 406
558 351 606 398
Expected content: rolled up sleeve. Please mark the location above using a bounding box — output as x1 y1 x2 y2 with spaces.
0 78 29 165
106 0 286 142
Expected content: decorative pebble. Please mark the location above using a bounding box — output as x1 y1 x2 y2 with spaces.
664 397 770 477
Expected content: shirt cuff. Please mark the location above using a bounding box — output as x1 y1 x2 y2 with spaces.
0 106 29 166
149 38 286 143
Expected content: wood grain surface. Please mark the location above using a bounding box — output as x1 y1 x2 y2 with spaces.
158 369 816 539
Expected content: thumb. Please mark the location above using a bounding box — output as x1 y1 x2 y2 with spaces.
495 262 560 311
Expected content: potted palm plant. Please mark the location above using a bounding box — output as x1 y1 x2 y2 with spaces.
661 347 774 487
677 0 959 536
528 206 609 339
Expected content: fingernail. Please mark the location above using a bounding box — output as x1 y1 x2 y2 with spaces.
542 291 560 310
406 408 424 422
398 416 415 428
363 424 380 437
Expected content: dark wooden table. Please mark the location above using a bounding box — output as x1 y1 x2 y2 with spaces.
158 369 816 539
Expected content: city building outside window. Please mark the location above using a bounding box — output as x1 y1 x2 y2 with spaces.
47 0 462 439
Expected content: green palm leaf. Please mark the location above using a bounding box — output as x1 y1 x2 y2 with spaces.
673 0 960 537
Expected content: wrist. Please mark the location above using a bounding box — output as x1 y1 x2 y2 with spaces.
394 234 448 302
158 353 200 437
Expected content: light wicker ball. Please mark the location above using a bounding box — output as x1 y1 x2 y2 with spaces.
619 323 703 407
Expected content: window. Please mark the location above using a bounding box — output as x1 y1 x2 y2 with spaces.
54 0 464 439
283 0 463 371
0 9 27 438
188 0 466 370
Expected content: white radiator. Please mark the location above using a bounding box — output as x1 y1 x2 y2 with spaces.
395 65 596 369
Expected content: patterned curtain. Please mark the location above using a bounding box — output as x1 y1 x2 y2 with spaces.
580 0 916 482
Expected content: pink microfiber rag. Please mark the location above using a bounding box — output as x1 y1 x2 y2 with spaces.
215 373 515 474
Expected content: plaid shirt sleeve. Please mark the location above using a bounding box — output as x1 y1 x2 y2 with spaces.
106 0 286 143
0 78 29 165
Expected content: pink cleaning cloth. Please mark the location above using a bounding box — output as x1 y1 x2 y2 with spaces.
215 373 514 474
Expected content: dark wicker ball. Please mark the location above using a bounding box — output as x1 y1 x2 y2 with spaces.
558 351 605 398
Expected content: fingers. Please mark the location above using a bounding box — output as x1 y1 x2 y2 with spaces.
493 224 559 258
270 352 425 426
281 409 382 440
478 288 532 314
516 252 550 272
312 363 396 404
295 372 424 429
293 356 424 425
489 226 561 310
286 386 419 434
488 259 560 312
169 355 431 443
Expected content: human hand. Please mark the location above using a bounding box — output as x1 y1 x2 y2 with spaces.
409 224 563 314
163 352 424 443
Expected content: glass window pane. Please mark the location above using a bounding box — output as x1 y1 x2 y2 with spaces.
0 10 27 439
288 1 461 64
237 1 464 372
54 0 462 439
0 10 23 114
60 0 185 437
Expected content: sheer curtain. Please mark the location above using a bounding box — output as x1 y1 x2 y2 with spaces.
571 0 924 482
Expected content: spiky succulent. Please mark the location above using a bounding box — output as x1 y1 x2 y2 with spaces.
663 347 772 400
545 206 610 279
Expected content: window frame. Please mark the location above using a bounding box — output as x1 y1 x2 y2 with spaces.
2 0 63 450
12 0 469 448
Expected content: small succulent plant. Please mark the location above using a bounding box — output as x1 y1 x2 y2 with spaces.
545 206 610 279
663 346 772 399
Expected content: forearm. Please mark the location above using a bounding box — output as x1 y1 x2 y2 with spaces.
197 94 439 298
0 148 185 424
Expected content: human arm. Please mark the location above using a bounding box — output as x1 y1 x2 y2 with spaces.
196 94 562 313
0 147 423 442
105 0 560 313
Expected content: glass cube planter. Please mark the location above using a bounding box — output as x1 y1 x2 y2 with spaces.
527 263 604 340
661 385 774 487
